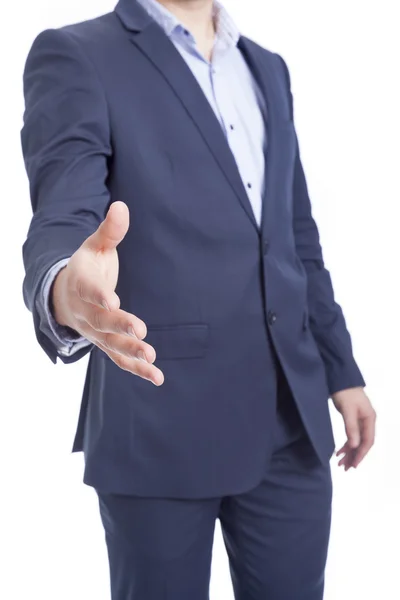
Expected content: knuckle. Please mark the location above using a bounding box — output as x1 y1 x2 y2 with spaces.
124 340 138 356
111 354 125 369
116 356 130 371
347 426 357 434
128 339 143 356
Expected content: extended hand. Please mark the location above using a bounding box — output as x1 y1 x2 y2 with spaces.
52 201 164 386
332 387 376 470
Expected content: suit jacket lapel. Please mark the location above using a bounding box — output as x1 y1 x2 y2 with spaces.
132 24 260 230
115 0 260 230
238 37 279 235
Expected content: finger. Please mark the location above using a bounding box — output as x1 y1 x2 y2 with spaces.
338 447 350 466
86 330 156 364
352 416 376 468
100 346 164 386
79 305 147 340
339 459 353 472
336 443 348 457
84 201 130 253
343 412 361 449
338 451 355 470
336 440 357 470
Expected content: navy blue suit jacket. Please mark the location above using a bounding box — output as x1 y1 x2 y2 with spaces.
21 0 365 497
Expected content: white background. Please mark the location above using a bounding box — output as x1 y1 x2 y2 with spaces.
1 0 399 598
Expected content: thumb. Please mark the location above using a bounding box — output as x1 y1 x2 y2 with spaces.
84 201 130 253
343 410 361 449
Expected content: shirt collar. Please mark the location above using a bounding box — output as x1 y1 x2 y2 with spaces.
134 0 241 49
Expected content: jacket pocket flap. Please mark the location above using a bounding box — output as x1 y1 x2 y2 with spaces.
145 323 209 360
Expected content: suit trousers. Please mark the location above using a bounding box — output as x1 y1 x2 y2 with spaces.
96 371 332 600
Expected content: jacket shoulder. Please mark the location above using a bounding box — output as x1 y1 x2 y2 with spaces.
240 36 282 65
27 12 122 56
241 36 290 88
60 12 121 44
242 36 290 75
25 12 125 77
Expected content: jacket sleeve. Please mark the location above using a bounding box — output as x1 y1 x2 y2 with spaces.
277 54 365 395
21 27 111 364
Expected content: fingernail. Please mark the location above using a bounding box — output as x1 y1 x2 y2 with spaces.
101 300 110 311
137 350 147 362
128 326 137 338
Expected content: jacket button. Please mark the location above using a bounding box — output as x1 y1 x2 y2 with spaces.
267 311 277 326
263 239 270 255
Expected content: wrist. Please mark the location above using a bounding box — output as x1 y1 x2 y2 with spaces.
51 267 71 328
331 387 365 406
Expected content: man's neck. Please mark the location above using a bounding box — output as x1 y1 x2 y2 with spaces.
157 0 216 59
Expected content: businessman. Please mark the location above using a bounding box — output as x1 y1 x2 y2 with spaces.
21 0 376 598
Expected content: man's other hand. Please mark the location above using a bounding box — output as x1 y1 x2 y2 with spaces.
332 388 376 470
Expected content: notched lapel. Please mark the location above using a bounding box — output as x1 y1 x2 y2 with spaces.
127 23 259 230
239 38 295 233
239 38 292 125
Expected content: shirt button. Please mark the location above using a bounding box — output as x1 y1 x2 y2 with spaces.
267 311 277 326
247 183 252 189
230 124 235 131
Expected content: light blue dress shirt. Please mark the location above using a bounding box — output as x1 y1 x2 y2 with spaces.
38 0 267 356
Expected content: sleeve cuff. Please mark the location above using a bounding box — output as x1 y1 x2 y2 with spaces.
326 362 366 396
